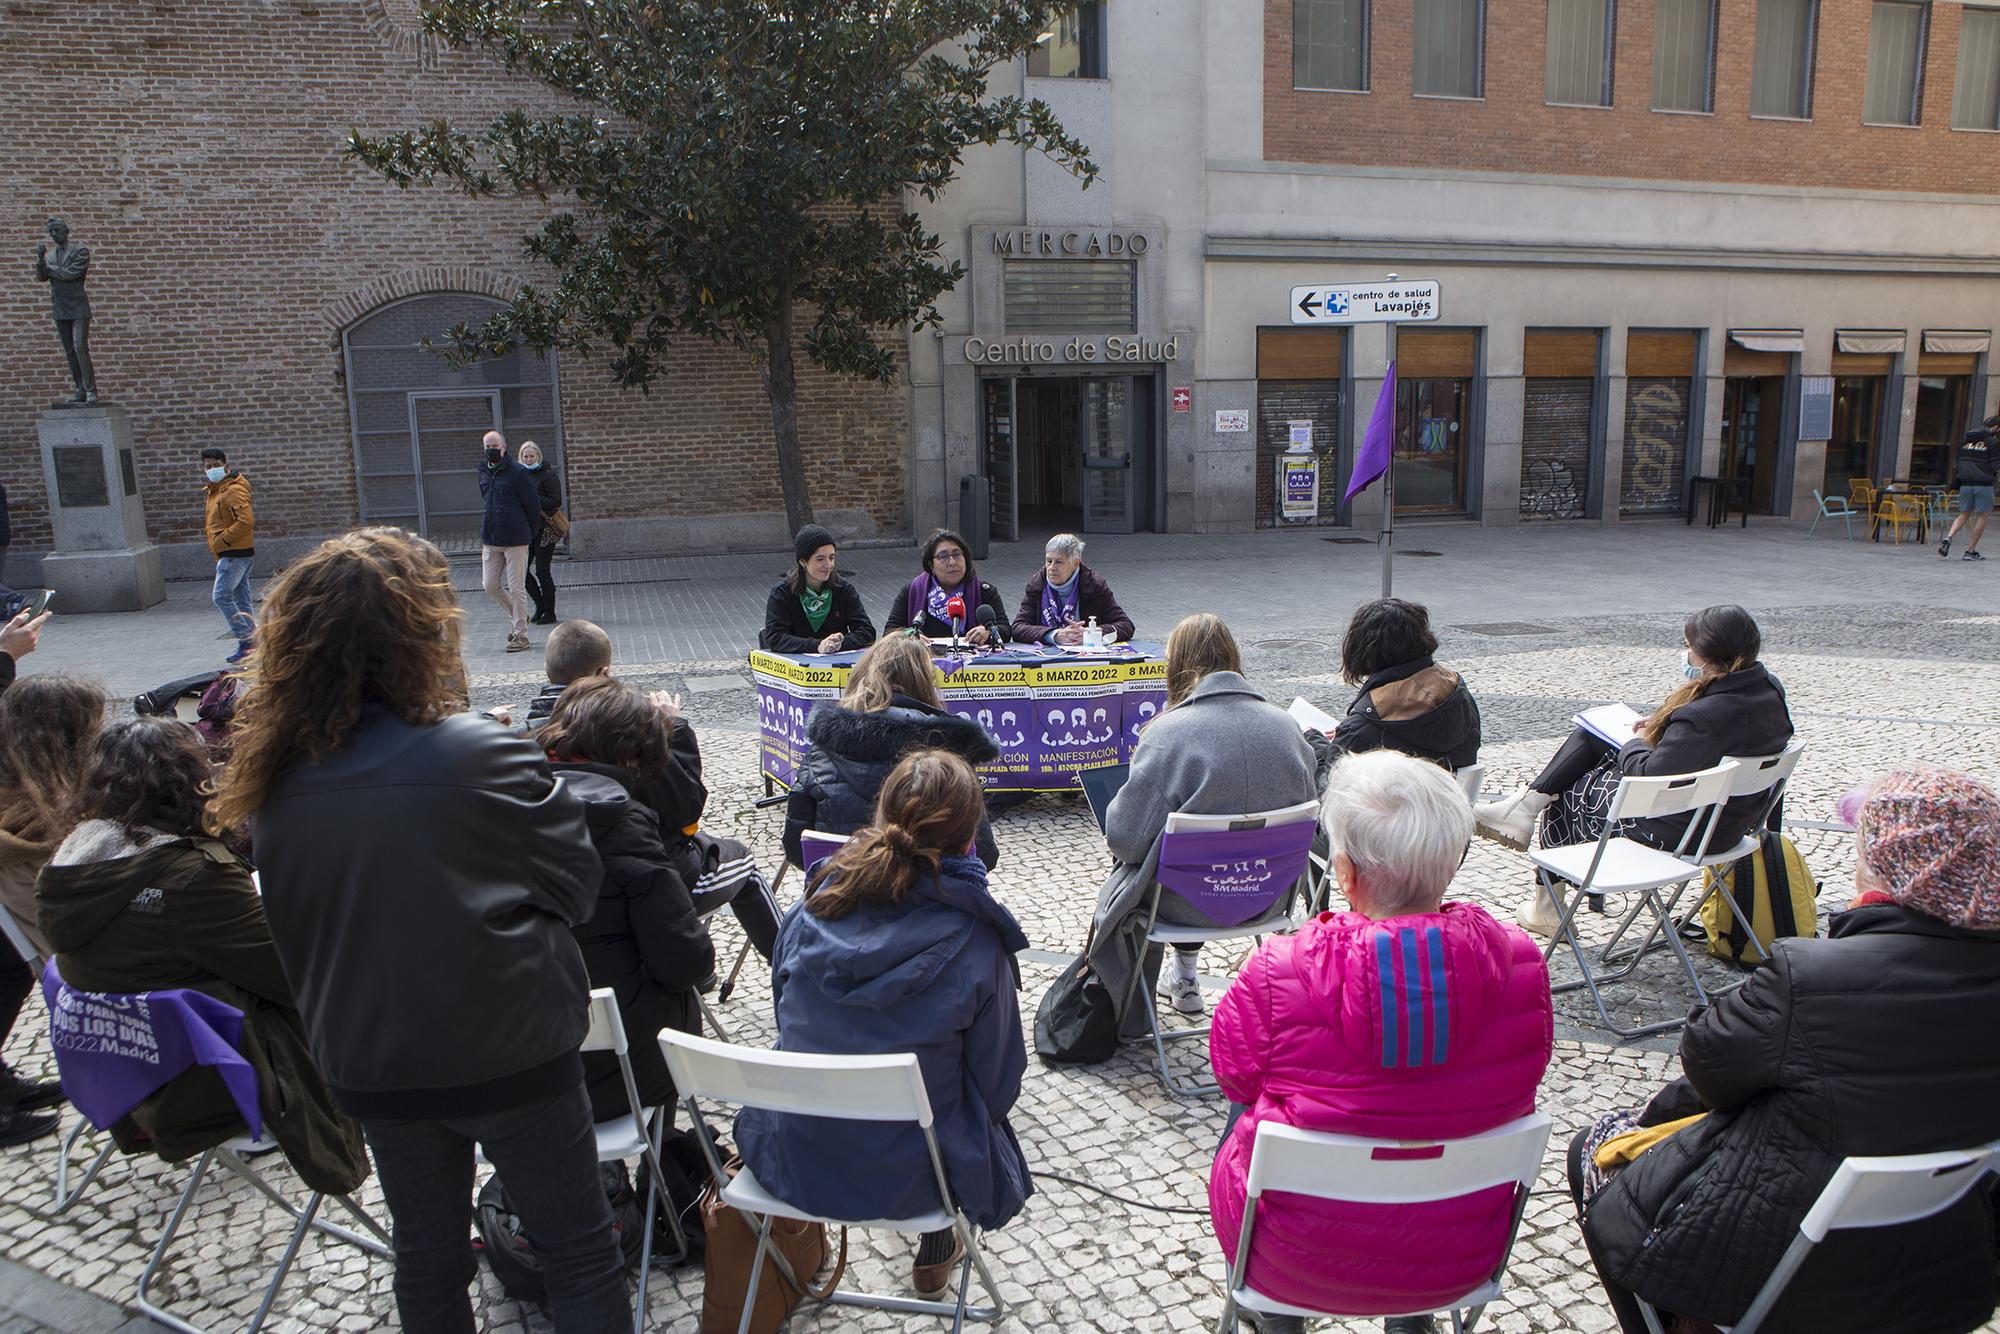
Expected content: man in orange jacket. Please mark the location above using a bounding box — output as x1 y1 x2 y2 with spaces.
202 447 256 663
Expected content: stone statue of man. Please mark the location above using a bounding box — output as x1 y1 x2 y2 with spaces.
35 218 95 405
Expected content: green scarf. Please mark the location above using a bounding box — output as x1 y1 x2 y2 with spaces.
799 585 833 633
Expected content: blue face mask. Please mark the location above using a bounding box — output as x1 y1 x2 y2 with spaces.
523 461 541 470
204 467 226 484
1681 650 1704 681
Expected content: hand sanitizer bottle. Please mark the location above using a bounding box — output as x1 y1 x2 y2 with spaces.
1083 616 1102 650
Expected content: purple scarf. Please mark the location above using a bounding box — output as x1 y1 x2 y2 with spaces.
906 574 978 628
1041 569 1081 631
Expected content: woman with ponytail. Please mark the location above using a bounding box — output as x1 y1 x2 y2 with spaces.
737 749 1031 1302
1473 605 1793 935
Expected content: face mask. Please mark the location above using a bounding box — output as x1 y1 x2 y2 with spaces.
523 460 541 470
1681 650 1703 682
204 467 226 484
484 449 503 465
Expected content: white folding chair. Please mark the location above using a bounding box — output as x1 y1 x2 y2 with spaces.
1216 1111 1555 1334
1455 763 1487 803
1636 1143 2000 1334
1601 742 1808 968
1529 762 1738 1039
478 988 687 1331
136 1134 392 1334
1121 800 1321 1099
657 1029 1007 1332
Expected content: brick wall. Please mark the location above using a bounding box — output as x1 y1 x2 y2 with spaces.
1265 0 2000 194
0 1 909 552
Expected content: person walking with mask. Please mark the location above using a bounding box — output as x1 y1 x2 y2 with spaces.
478 431 541 652
202 448 256 664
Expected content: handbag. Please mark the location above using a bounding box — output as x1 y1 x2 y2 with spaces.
543 506 572 542
1034 931 1119 1067
699 1155 847 1334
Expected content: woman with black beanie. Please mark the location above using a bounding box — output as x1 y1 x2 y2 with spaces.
759 524 878 656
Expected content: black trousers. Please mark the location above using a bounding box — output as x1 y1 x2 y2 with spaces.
1531 727 1617 796
525 540 557 619
0 949 33 1069
1567 1128 1656 1334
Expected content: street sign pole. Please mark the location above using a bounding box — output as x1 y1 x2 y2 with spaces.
1381 322 1398 598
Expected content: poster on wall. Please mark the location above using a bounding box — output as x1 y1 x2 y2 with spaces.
1279 456 1320 521
1287 420 1314 452
1799 377 1835 441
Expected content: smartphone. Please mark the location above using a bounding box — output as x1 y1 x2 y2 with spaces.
18 590 52 620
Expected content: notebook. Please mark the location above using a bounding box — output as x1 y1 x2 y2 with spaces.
1575 703 1646 748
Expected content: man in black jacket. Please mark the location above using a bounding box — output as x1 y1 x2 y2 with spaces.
478 431 543 652
1939 415 1999 561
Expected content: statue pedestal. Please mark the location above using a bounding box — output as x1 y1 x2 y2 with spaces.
37 406 165 612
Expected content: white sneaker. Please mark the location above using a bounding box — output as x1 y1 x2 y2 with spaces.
1472 787 1552 851
1515 887 1564 939
1165 959 1204 1015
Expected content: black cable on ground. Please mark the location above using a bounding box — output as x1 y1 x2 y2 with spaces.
1031 1169 1210 1216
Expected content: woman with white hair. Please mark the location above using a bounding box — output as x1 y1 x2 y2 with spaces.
517 441 564 625
1208 749 1553 1334
1011 533 1135 646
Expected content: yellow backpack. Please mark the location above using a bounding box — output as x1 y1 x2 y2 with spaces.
1702 831 1820 964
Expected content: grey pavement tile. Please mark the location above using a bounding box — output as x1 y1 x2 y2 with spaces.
2 529 1998 1331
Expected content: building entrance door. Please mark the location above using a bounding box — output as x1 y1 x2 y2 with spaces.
409 390 503 548
1721 377 1784 514
982 373 1153 536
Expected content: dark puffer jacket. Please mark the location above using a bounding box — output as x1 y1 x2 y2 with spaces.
1617 664 1793 851
1583 903 2000 1332
1332 657 1481 771
783 696 999 870
550 763 713 1121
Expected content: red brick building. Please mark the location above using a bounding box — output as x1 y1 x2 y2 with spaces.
1 0 910 572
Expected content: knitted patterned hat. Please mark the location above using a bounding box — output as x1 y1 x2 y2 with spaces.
1855 768 2000 931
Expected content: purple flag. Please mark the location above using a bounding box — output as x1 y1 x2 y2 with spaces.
1344 359 1398 502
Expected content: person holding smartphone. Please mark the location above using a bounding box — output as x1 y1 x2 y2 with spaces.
0 605 51 694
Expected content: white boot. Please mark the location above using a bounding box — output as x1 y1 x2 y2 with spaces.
1515 884 1564 939
1472 787 1552 851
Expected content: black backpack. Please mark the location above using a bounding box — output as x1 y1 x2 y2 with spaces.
476 1163 647 1304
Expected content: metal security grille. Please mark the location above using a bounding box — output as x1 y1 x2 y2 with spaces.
342 293 563 548
1521 379 1593 520
1002 261 1135 333
1256 380 1343 527
1623 378 1692 513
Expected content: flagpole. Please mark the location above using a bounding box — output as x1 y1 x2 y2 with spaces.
1381 323 1399 598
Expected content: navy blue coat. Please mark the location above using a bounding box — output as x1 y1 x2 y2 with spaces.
478 460 542 547
735 855 1032 1231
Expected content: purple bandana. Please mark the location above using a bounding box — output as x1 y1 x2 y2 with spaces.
908 574 978 628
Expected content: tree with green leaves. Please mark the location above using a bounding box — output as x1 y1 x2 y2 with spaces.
348 0 1096 532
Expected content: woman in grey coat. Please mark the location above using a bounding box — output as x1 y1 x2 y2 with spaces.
1089 614 1318 1035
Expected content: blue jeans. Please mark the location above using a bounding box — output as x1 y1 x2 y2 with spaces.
212 556 255 640
360 1083 632 1334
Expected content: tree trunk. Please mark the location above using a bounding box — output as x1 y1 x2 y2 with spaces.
759 299 816 534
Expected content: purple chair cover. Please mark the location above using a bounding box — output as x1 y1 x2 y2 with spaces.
41 960 263 1141
1154 821 1316 928
799 831 847 876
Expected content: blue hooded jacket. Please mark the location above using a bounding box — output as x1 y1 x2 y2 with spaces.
735 854 1033 1231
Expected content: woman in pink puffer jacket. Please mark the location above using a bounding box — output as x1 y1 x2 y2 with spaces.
1210 750 1554 1330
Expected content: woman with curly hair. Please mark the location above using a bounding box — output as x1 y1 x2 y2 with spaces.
0 675 104 1146
211 527 629 1334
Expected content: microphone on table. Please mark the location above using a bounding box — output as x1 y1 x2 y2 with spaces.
975 603 998 649
945 594 966 648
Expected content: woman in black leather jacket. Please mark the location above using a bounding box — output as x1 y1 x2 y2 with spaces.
783 633 999 870
211 528 631 1334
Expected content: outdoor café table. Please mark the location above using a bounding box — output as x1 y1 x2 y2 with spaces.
752 641 1167 794
1686 475 1749 528
1870 483 1930 543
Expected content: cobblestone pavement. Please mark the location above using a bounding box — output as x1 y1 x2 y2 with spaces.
3 538 1999 1331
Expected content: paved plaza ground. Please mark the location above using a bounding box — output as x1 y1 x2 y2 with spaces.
2 518 1998 1332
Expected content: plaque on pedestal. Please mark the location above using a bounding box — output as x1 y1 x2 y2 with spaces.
37 406 165 612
